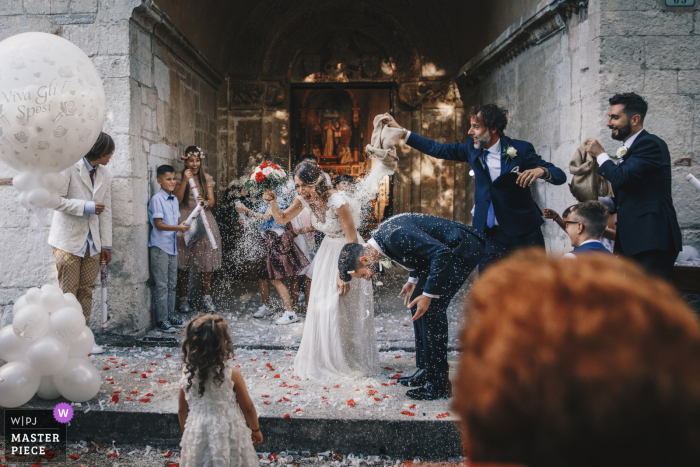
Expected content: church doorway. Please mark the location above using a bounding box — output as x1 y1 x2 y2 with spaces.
290 83 394 225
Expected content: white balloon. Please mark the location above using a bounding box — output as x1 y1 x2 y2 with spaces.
45 191 61 210
677 245 700 262
36 375 61 400
18 191 32 210
39 290 66 313
12 295 27 316
0 33 105 176
25 287 42 305
0 325 31 362
48 307 85 345
53 357 101 402
41 172 64 192
0 361 41 408
27 187 50 207
41 284 64 295
12 304 49 341
12 171 40 192
63 293 82 312
27 336 68 375
68 326 94 358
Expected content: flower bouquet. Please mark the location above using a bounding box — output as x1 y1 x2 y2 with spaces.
243 161 287 198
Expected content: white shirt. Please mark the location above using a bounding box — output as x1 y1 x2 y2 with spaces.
596 129 644 167
367 238 439 299
482 139 502 226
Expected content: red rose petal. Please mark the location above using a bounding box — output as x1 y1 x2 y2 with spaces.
105 378 113 381
334 385 340 388
264 401 271 405
150 363 157 365
403 324 409 327
347 399 355 407
165 354 172 358
395 356 401 359
113 390 120 394
111 395 119 403
145 393 154 396
401 411 415 416
294 408 302 413
284 414 290 418
390 374 401 379
102 367 110 370
164 451 173 457
437 412 450 419
383 367 394 371
374 397 381 402
286 354 292 356
145 370 152 373
409 404 416 409
368 390 377 396
262 395 269 398
139 398 151 402
69 455 79 459
141 373 147 378
108 453 118 457
120 363 127 366
131 371 138 374
130 391 138 394
273 374 280 378
159 380 167 383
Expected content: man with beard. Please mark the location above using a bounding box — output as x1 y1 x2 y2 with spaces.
586 93 681 279
383 106 566 272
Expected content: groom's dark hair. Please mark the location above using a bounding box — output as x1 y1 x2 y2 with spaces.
338 243 366 282
609 92 648 124
469 104 508 135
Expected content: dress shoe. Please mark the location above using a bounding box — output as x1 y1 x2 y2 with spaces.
395 368 422 382
406 379 452 401
399 369 429 387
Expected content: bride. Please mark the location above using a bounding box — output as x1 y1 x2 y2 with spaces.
261 161 377 380
262 139 398 381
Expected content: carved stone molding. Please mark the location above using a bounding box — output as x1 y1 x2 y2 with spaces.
132 0 224 88
398 81 462 109
457 0 588 87
228 80 286 110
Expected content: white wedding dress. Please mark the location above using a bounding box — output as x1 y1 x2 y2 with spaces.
294 169 396 381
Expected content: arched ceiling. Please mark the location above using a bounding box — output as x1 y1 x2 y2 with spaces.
152 0 540 80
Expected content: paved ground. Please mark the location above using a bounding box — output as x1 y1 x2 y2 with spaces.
24 347 460 422
137 268 473 352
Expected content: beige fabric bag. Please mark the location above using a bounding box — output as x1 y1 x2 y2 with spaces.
569 143 613 201
365 114 403 172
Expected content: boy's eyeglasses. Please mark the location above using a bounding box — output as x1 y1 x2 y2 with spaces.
564 221 580 227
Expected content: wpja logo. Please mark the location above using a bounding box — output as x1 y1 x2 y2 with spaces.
3 406 69 464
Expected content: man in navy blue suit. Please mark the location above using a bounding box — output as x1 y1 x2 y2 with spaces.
383 106 566 271
585 93 681 279
338 213 485 400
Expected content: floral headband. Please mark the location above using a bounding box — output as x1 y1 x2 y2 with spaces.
180 147 205 161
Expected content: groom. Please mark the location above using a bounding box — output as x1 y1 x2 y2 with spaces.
383 107 566 271
338 213 485 400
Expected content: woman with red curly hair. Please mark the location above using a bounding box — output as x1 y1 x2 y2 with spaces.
456 249 700 467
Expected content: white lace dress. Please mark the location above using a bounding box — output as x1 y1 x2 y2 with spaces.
293 191 379 380
179 361 259 467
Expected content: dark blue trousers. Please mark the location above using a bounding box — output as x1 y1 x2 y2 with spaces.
409 257 472 382
478 226 545 273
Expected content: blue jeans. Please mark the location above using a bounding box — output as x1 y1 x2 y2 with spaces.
150 247 177 322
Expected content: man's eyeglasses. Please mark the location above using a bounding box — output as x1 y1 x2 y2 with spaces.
564 221 580 227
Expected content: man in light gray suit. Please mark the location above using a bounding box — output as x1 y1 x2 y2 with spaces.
48 132 114 354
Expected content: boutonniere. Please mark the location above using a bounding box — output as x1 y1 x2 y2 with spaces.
378 258 393 270
615 146 628 159
503 146 518 162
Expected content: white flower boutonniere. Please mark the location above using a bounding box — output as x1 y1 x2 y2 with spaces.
504 146 518 162
378 258 393 270
616 146 628 159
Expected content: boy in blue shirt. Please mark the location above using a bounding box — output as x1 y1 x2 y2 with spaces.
561 201 613 259
149 165 190 332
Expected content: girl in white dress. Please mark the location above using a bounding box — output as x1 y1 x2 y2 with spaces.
262 157 394 381
178 314 262 466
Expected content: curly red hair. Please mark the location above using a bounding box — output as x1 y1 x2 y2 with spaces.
455 249 700 467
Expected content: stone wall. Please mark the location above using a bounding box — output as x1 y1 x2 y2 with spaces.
459 0 700 254
0 0 223 335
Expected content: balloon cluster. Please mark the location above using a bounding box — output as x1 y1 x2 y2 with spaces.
0 284 101 408
0 32 106 210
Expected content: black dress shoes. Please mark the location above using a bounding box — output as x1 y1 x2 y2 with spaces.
398 369 428 387
406 379 452 401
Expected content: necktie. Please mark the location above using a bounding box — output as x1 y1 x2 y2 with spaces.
482 149 496 228
89 168 95 186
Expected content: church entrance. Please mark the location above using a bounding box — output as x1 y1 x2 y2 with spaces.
290 84 394 224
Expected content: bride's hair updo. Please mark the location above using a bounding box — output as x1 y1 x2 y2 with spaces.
294 161 331 199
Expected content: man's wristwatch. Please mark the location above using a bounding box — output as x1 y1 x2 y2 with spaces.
402 128 408 140
537 166 551 180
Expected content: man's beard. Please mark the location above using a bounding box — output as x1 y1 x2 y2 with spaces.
611 122 632 141
473 133 491 149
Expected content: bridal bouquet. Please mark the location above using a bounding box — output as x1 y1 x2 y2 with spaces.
243 161 287 197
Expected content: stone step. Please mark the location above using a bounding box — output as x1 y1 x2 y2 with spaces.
61 411 461 459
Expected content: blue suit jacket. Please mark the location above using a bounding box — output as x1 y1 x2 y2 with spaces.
406 133 567 237
573 241 612 255
598 130 682 256
371 213 485 296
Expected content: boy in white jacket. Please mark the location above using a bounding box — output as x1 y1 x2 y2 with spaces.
48 132 114 354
